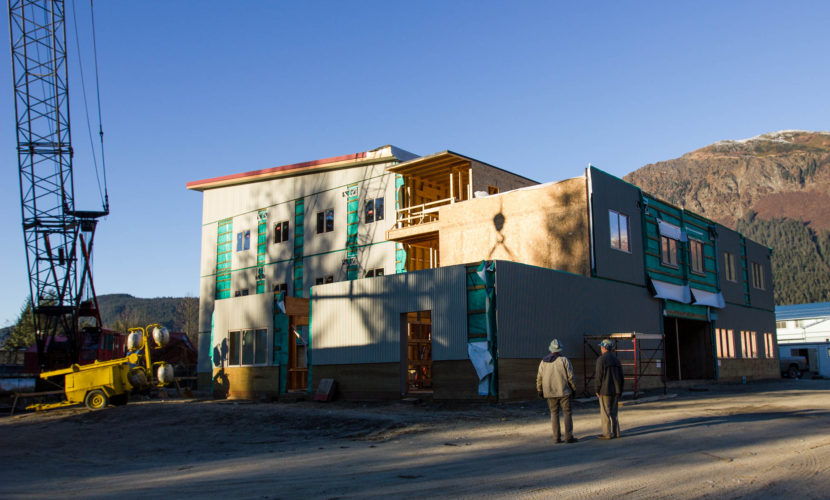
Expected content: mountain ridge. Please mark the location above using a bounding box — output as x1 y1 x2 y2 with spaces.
624 130 830 305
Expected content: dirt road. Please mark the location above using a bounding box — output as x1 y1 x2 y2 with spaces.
2 379 830 499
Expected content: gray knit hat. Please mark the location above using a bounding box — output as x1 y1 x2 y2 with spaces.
549 339 563 353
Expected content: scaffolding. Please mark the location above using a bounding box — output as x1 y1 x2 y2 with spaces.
583 332 666 398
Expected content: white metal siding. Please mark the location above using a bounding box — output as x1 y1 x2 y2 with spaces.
311 265 468 364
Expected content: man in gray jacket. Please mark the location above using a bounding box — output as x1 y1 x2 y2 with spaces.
536 339 578 444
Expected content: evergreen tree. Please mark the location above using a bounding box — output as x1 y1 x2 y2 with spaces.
3 297 35 350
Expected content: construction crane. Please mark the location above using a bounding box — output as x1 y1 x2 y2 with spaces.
8 0 109 369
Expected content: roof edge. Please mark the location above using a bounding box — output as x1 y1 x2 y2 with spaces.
187 145 418 192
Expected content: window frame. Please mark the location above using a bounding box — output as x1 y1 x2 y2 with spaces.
236 230 251 251
608 209 630 253
660 235 679 267
273 220 290 244
227 328 268 366
724 252 737 282
740 330 758 358
751 261 765 290
316 209 334 234
365 267 384 278
763 333 775 358
715 328 735 358
689 239 705 275
365 197 385 224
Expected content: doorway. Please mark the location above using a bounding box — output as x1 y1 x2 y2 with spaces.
664 317 714 381
401 311 433 394
287 323 308 391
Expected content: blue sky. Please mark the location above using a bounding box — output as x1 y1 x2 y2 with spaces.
1 1 829 327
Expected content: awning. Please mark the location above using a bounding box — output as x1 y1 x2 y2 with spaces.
657 219 687 242
691 288 725 308
650 278 691 303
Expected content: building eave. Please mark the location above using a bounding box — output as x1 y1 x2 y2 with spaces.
186 145 416 192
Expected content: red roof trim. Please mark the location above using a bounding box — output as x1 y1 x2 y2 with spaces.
186 151 369 190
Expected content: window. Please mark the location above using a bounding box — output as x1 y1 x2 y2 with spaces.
751 262 765 290
609 210 630 252
715 329 735 358
315 276 334 285
763 333 775 358
365 268 384 278
227 329 267 366
273 221 290 244
488 185 500 195
236 230 251 251
690 240 705 274
365 197 385 223
234 289 249 297
316 209 334 233
660 236 678 267
775 321 786 329
273 282 288 296
740 331 757 358
724 252 737 282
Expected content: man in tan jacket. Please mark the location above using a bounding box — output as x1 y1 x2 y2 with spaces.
536 339 578 443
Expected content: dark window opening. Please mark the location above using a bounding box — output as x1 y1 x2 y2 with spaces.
274 220 290 243
317 209 334 233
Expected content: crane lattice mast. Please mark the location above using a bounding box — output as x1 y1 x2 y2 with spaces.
8 0 107 366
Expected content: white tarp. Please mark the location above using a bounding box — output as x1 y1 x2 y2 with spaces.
691 288 725 308
650 278 691 304
657 219 687 242
468 342 494 379
468 342 494 396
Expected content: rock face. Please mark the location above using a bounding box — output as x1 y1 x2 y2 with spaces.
624 130 830 231
623 130 830 305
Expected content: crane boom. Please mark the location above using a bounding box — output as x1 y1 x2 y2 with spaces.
8 0 107 367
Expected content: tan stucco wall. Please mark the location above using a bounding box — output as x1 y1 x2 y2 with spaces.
439 177 590 275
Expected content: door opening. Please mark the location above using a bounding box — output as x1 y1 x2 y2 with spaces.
402 311 432 394
663 317 714 381
287 324 308 391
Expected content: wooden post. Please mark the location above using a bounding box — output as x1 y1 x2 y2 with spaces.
449 170 455 203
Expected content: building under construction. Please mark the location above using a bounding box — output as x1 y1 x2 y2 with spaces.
187 146 778 400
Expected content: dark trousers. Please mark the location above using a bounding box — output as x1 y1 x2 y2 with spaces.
546 396 573 442
598 394 620 438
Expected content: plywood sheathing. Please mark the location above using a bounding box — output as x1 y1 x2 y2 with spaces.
439 177 591 275
212 366 281 399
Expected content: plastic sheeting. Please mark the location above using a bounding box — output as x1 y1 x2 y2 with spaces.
467 342 493 396
691 288 725 308
656 218 687 242
650 278 691 304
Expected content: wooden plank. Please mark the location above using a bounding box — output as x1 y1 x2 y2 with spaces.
284 297 309 316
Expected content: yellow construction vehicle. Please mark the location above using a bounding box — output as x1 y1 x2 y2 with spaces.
26 324 174 411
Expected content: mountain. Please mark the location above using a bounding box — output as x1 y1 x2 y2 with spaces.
96 294 198 336
624 130 830 305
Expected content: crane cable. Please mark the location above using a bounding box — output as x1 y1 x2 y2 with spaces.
90 0 108 213
70 0 108 213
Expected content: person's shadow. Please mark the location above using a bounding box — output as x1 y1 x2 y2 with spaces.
212 339 229 398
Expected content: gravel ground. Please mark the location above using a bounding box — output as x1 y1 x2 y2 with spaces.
2 378 830 499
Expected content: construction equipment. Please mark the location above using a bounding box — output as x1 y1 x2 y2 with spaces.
9 0 110 370
26 325 172 411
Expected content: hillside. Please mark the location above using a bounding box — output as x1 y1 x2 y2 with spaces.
96 293 198 336
624 130 830 305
